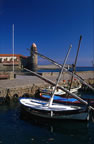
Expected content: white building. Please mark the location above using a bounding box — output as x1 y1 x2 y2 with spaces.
0 54 26 64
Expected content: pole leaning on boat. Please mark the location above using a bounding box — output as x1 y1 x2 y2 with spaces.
24 68 94 111
31 46 94 92
48 45 72 107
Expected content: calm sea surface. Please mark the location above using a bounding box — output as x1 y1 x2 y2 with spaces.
38 66 94 72
0 92 94 144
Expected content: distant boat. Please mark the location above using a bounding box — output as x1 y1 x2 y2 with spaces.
41 85 81 96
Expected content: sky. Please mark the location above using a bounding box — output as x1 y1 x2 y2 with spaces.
0 0 93 66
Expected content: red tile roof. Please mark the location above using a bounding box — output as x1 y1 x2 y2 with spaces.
0 54 27 58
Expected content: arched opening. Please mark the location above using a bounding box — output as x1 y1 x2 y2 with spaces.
12 94 19 102
22 93 30 98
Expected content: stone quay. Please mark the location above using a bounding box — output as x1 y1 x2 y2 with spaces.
0 71 94 103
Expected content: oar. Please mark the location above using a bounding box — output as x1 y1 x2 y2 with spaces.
24 68 94 110
48 45 72 107
31 50 94 92
69 35 82 91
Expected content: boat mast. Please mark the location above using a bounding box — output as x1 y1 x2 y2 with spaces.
12 24 14 72
24 68 94 110
31 47 94 92
48 45 72 107
69 35 82 91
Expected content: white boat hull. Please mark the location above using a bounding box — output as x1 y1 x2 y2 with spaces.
42 85 81 96
19 98 89 121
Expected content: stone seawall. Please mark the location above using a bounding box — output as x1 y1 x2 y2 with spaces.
0 71 94 101
38 64 70 69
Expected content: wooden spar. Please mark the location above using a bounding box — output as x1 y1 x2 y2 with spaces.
32 51 94 92
24 68 94 111
24 68 94 110
24 68 88 105
32 51 62 68
74 36 82 69
48 45 72 107
69 35 82 91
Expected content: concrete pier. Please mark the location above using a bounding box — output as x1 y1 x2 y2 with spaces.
0 71 94 101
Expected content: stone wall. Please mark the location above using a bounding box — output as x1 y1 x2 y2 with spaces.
0 63 21 71
0 72 15 80
0 84 39 100
0 71 93 102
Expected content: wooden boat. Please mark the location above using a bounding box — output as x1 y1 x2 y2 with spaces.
39 93 94 107
41 85 81 96
19 97 89 121
40 94 80 104
19 38 94 121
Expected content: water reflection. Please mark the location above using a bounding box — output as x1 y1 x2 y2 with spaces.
20 110 89 135
0 102 94 144
20 109 94 144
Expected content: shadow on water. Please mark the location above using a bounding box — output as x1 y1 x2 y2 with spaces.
19 109 94 144
19 109 89 133
21 109 94 143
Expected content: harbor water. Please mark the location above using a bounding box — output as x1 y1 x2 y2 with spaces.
0 91 94 144
38 66 94 73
